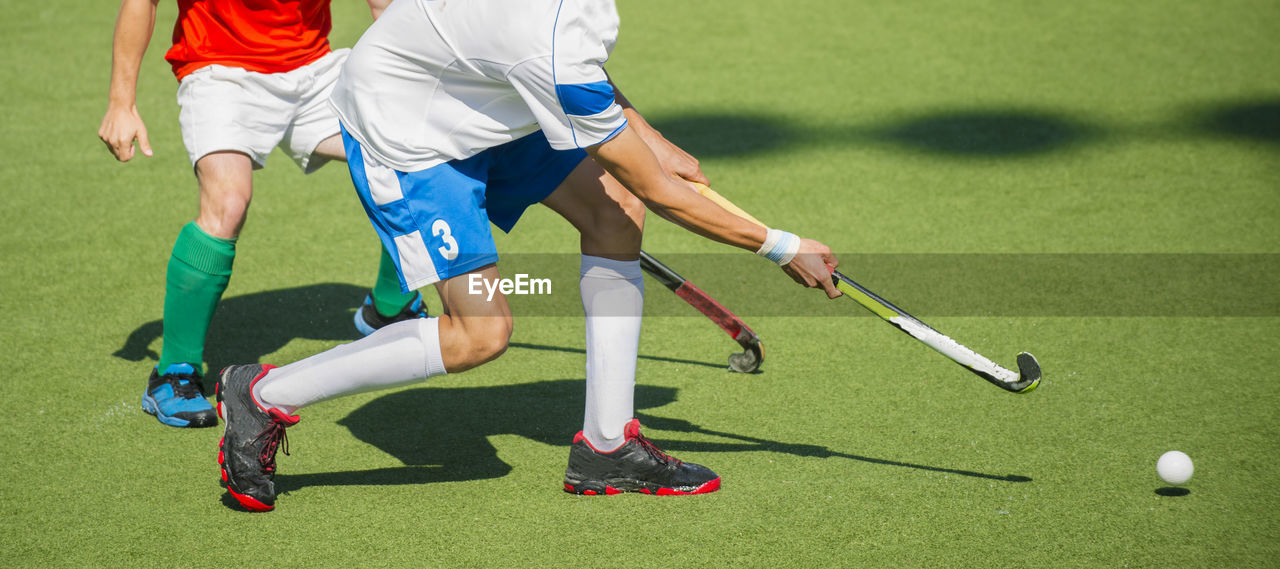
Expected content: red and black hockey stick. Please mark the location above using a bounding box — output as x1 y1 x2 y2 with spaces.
640 250 764 373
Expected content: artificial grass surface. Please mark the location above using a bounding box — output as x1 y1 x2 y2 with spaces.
2 0 1277 567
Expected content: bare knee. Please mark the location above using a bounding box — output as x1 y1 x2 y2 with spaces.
196 190 251 238
194 152 254 239
442 315 512 372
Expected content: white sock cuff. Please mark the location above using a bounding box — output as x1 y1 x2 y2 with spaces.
420 316 447 378
580 255 642 280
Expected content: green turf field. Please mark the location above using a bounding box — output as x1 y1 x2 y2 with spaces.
2 0 1277 567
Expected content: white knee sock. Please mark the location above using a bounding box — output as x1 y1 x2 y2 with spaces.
579 255 643 452
255 317 447 414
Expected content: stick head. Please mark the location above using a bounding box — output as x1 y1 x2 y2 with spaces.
971 352 1041 393
728 338 764 373
1009 352 1042 394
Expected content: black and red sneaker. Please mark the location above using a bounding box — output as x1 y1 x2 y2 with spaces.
216 364 299 512
563 419 721 496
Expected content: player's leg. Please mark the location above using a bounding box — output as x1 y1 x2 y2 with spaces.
284 50 425 333
541 159 721 496
144 151 253 429
479 131 647 453
218 128 512 510
541 160 645 452
216 265 508 511
144 65 290 429
252 265 510 411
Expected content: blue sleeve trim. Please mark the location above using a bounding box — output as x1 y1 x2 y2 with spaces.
555 81 617 117
596 120 629 146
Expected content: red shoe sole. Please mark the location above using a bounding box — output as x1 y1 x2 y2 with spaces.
565 477 721 496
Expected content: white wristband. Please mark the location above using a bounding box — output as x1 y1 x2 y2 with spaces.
756 229 800 265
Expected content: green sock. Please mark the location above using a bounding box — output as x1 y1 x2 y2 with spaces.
371 246 416 317
157 222 236 374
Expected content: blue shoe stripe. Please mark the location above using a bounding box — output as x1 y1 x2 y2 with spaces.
161 363 198 376
141 393 192 427
353 307 379 336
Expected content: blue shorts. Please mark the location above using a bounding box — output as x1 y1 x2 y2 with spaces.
343 127 587 291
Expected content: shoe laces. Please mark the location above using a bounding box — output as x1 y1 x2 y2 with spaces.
164 375 204 399
633 432 682 466
251 421 290 474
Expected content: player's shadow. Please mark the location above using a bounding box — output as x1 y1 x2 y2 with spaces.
113 283 369 390
656 101 1279 162
267 379 1030 500
650 108 1096 159
634 413 1032 483
648 113 799 159
275 379 595 492
866 109 1096 157
1191 99 1280 146
114 283 728 394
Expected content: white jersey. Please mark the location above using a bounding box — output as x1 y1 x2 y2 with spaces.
330 0 627 172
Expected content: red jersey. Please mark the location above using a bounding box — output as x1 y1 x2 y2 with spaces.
165 0 333 80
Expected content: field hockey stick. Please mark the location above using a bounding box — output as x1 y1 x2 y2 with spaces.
691 182 1041 394
639 250 764 373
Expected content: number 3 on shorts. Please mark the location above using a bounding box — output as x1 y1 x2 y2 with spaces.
432 219 459 261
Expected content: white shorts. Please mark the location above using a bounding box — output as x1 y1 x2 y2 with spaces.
176 49 349 173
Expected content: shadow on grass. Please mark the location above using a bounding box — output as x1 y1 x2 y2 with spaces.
649 107 1098 159
114 283 369 392
653 99 1280 161
276 379 595 494
113 284 730 395
636 413 1032 483
112 283 369 364
268 379 1029 501
867 109 1096 157
649 113 798 159
1191 99 1280 145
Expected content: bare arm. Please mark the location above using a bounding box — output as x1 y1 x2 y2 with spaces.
98 0 160 161
607 74 710 186
590 126 756 247
365 0 393 19
587 127 841 297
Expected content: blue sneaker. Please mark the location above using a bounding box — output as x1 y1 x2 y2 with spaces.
353 292 429 336
141 363 217 428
